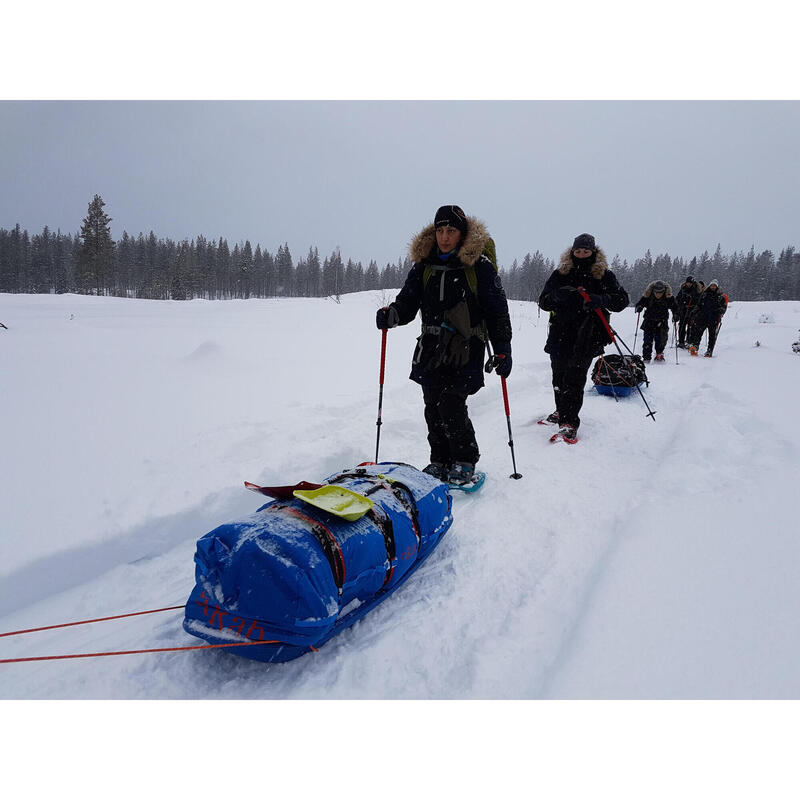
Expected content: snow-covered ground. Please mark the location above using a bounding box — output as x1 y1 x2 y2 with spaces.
2 290 799 701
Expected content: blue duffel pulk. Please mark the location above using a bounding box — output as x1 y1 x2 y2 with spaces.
591 354 648 398
183 462 453 663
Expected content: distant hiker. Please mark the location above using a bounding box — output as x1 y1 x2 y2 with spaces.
375 205 512 485
688 279 727 357
634 280 678 362
674 275 700 348
537 233 629 443
686 280 705 344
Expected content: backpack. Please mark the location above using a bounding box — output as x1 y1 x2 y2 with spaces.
591 354 648 388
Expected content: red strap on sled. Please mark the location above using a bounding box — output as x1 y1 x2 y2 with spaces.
268 505 346 592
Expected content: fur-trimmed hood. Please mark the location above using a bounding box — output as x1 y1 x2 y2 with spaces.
409 216 491 267
557 247 609 280
642 281 673 298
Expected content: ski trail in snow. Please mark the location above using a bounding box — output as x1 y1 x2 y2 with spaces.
539 347 800 697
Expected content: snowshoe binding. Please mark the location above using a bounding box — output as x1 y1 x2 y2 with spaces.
422 462 449 482
537 411 560 426
550 425 578 444
447 462 485 492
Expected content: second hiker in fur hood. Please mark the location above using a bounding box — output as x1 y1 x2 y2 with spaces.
537 233 629 443
375 205 512 487
634 280 678 362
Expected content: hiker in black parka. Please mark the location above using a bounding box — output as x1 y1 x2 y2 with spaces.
634 280 678 362
686 280 705 344
674 276 700 348
538 233 629 440
376 205 512 485
688 278 727 356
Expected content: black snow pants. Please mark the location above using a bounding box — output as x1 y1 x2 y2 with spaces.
677 307 691 346
549 354 594 430
642 321 669 360
422 384 480 466
690 319 719 354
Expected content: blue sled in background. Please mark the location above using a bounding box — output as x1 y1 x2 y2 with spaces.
183 462 453 663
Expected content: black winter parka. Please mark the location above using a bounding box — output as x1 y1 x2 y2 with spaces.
538 248 629 360
675 282 700 314
634 282 678 332
390 217 512 394
693 287 727 326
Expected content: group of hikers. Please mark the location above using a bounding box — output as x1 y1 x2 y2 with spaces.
375 204 727 485
633 275 729 362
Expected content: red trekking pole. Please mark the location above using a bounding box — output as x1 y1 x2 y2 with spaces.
576 287 657 421
375 328 388 463
485 342 522 479
500 376 523 479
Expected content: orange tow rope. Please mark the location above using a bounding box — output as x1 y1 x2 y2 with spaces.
0 604 187 638
0 603 296 665
0 639 281 664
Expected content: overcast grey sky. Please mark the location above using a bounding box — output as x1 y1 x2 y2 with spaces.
2 100 798 268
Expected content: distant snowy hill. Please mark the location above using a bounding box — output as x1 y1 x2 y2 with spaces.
1 291 799 699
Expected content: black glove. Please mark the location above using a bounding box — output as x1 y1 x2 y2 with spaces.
583 293 607 310
376 305 399 330
485 349 512 378
552 286 577 303
635 304 644 314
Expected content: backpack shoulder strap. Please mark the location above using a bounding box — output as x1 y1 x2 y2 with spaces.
422 236 498 295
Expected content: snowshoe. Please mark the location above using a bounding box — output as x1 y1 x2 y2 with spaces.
537 411 560 426
448 471 486 493
550 425 578 444
704 351 713 358
447 462 485 492
654 353 665 362
688 345 699 356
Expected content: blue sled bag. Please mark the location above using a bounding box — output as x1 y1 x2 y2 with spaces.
591 354 648 397
183 462 453 663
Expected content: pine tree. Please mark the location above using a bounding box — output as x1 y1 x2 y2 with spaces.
364 259 380 291
117 231 134 297
306 247 321 297
217 237 231 298
239 240 253 299
322 248 344 297
76 194 115 295
275 243 294 296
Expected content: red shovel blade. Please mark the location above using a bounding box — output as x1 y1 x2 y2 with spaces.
244 480 324 500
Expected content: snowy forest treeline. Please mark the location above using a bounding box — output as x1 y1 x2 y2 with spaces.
2 195 799 302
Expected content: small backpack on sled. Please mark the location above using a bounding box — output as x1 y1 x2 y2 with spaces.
591 354 648 397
